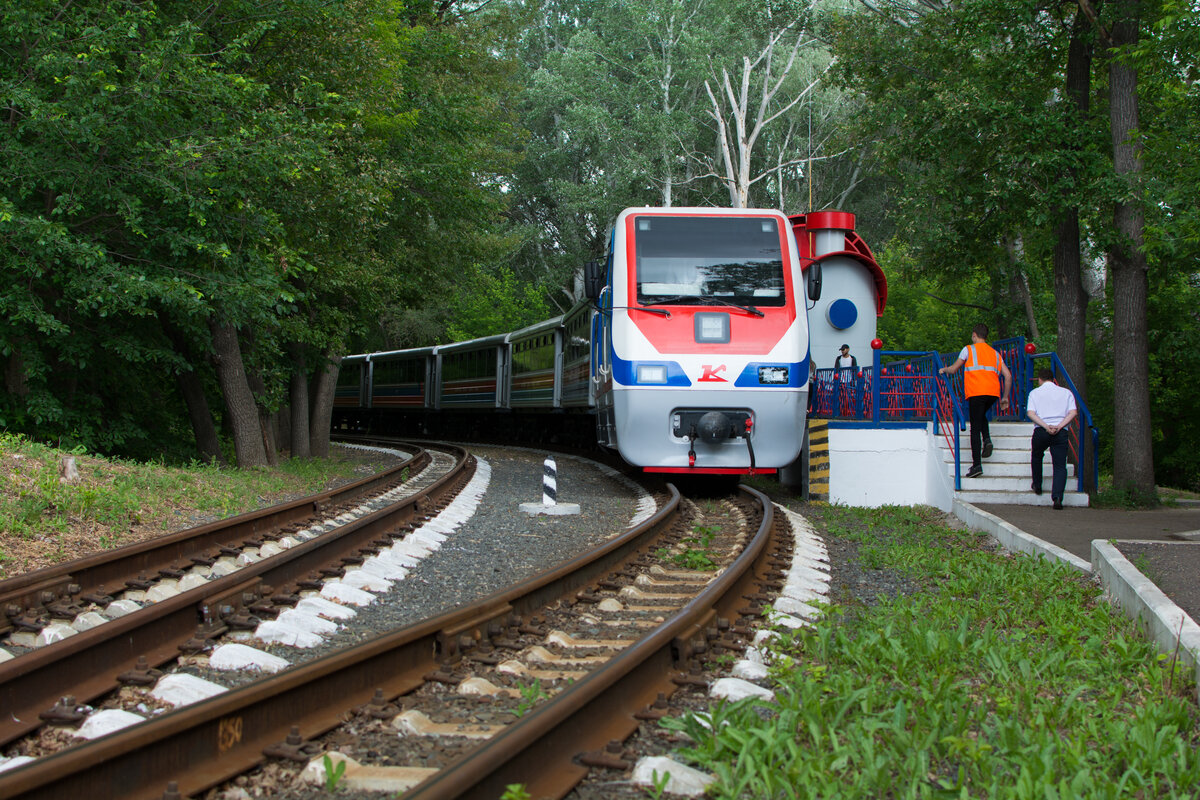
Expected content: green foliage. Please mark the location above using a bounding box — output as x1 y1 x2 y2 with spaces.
1087 258 1200 492
1093 482 1162 509
444 265 550 342
875 243 993 354
0 0 523 460
666 505 1200 798
657 522 722 571
514 679 548 717
828 0 1109 334
500 0 870 296
322 753 347 792
499 785 532 800
1144 267 1200 491
645 768 672 799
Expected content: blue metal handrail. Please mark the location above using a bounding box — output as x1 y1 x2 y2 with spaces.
930 351 966 490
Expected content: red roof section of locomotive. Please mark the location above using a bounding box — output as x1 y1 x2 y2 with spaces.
790 210 888 317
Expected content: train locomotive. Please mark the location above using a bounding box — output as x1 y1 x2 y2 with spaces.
333 206 880 477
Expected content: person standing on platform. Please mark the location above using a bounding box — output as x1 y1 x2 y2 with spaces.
938 324 1012 478
834 343 856 369
1026 368 1078 510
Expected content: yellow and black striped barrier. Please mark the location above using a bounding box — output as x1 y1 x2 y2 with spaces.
807 419 829 502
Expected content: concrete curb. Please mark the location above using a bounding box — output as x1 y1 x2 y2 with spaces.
1092 540 1200 703
953 499 1091 573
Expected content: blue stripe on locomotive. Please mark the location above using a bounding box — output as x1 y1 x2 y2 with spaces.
611 355 691 386
733 358 809 387
608 354 810 388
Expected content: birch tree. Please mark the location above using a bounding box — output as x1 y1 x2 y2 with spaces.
703 19 832 207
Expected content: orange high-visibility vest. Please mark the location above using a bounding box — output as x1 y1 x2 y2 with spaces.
963 343 1001 398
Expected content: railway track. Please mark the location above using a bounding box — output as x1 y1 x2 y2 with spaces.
0 446 815 800
0 443 467 750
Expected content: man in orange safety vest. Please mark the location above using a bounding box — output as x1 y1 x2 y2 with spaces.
938 324 1012 478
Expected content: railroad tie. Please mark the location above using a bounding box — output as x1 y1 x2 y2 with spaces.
393 709 496 739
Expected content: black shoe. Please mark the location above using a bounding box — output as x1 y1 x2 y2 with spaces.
1030 483 1043 495
1053 498 1063 510
982 441 993 459
965 465 983 478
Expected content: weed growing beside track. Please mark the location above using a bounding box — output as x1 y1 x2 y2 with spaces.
670 504 1200 799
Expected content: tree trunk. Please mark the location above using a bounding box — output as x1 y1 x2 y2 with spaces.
1004 236 1039 340
175 368 227 466
274 407 293 456
244 368 279 467
1052 4 1094 406
1106 0 1155 495
4 346 28 397
309 352 341 459
161 319 227 466
288 342 312 459
208 318 269 468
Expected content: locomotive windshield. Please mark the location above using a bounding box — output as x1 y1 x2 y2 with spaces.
634 215 786 308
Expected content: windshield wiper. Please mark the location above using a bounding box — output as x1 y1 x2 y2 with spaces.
700 296 765 317
643 294 764 317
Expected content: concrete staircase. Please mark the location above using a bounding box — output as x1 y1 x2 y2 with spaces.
939 421 1089 507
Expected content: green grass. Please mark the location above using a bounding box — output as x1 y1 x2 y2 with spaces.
664 504 1200 799
0 432 369 575
657 522 723 571
1091 475 1200 508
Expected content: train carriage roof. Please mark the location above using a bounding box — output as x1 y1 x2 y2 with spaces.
506 316 564 343
366 346 436 362
435 333 509 355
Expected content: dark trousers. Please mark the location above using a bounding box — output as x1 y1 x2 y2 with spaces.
967 395 997 468
1031 427 1069 501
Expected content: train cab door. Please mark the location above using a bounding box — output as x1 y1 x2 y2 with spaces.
553 327 564 409
591 291 616 448
497 345 510 408
363 357 373 410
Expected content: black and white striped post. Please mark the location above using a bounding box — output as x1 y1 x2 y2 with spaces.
520 454 580 516
542 457 557 506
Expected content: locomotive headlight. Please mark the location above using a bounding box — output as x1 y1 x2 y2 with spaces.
694 313 730 344
637 364 668 384
758 366 789 385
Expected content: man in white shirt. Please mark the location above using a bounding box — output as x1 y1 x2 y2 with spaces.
1026 367 1078 509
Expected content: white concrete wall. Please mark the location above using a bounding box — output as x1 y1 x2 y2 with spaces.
828 426 931 507
925 426 955 512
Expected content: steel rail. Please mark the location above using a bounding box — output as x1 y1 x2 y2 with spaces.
0 484 682 800
0 446 463 750
0 445 430 622
405 485 777 799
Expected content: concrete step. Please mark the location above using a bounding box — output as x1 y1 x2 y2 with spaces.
955 489 1089 507
941 449 1074 466
949 461 1076 479
937 421 1091 507
956 472 1084 491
